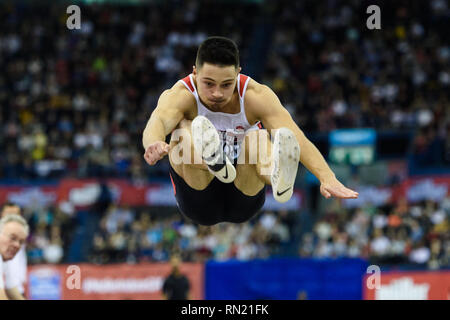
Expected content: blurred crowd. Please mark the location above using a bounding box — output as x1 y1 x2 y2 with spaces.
265 0 450 166
21 196 449 270
88 206 296 264
266 0 450 129
17 202 297 265
0 1 257 181
298 196 450 269
21 203 76 265
0 1 449 181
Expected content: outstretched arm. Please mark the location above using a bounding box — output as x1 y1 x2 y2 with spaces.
142 84 194 165
248 82 358 199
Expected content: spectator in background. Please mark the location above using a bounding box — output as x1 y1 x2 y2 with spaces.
1 203 27 299
162 253 191 300
43 225 64 264
298 196 449 269
0 214 29 300
85 180 113 262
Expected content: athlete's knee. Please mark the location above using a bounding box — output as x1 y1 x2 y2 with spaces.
178 119 192 130
234 164 266 195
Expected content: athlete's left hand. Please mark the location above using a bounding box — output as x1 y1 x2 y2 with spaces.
320 177 359 199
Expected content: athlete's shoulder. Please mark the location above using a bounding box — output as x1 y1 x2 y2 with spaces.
244 78 277 107
158 78 196 111
244 77 285 120
164 78 194 97
245 78 272 96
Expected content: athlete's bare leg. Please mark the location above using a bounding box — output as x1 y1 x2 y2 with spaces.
169 119 272 193
233 129 272 196
169 119 214 190
169 119 298 202
235 127 300 203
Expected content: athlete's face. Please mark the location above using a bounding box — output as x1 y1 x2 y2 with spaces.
193 63 241 110
0 221 26 261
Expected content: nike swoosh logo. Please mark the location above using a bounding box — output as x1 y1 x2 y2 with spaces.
223 166 228 179
276 187 291 196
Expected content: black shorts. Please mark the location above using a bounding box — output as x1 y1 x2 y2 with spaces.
169 165 266 226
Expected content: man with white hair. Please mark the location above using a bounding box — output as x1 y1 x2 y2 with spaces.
0 212 29 300
1 203 28 300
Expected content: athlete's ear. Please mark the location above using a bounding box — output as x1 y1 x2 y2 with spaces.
238 66 242 73
192 65 197 76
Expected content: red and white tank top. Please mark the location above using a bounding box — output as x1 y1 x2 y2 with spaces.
179 73 261 161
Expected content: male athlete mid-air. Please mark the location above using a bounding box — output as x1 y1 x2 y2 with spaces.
143 36 358 226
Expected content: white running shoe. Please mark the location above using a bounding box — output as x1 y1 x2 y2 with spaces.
271 127 300 203
191 115 236 183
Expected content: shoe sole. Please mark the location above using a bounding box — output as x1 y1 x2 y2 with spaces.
191 116 236 183
271 127 300 203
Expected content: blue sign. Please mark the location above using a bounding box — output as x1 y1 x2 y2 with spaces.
329 129 376 146
205 258 368 300
29 268 62 300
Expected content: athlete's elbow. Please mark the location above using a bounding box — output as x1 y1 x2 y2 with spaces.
142 122 154 150
142 115 166 149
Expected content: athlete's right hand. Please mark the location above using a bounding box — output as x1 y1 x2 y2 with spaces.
143 141 170 166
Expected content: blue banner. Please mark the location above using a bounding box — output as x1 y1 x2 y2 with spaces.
329 129 376 146
29 268 62 300
205 258 368 300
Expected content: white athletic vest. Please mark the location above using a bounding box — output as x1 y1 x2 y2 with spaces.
3 245 27 294
179 73 261 161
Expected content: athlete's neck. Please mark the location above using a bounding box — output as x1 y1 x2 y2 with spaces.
199 91 240 114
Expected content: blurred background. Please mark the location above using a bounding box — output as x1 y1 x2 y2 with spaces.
0 0 448 299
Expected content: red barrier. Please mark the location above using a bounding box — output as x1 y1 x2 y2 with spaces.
364 270 450 300
0 178 305 209
27 262 204 300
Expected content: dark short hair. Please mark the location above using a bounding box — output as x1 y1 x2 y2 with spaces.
195 36 240 69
